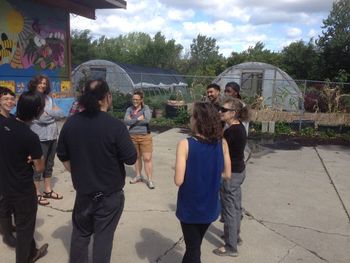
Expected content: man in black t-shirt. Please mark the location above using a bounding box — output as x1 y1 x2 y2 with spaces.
57 80 137 263
0 87 17 248
0 91 48 262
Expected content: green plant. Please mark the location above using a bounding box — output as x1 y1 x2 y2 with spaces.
150 117 175 127
112 92 132 111
342 131 350 142
319 128 337 138
146 97 165 110
249 122 262 133
174 107 190 125
275 122 292 135
168 90 184 101
111 110 125 119
300 127 316 137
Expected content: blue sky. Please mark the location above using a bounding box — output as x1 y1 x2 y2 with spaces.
70 0 335 57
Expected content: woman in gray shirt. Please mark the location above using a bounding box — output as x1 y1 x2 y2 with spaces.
29 75 64 205
124 89 154 189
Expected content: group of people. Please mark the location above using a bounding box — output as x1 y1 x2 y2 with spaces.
175 82 249 262
0 75 249 263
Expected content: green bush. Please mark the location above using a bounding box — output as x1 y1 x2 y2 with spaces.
150 117 175 127
275 122 292 135
174 107 191 125
112 92 132 111
300 127 316 137
319 128 337 138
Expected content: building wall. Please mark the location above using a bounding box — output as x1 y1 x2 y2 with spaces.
0 0 72 97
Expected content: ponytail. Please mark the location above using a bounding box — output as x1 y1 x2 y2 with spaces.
79 79 110 114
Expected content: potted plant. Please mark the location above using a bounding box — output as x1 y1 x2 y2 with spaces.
150 99 165 119
166 91 187 118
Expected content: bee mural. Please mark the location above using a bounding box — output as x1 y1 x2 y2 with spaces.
0 33 14 64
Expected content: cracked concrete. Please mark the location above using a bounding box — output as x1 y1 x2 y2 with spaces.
277 244 297 263
1 128 350 262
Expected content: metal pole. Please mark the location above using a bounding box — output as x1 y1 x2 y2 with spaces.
299 80 307 132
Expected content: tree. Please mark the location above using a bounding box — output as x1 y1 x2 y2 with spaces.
71 30 97 65
226 42 281 68
189 34 226 76
281 40 321 80
137 32 183 69
317 0 350 81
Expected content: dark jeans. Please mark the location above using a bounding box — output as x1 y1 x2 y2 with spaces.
34 140 57 181
0 195 13 235
221 170 246 252
180 222 210 263
70 190 125 263
1 192 37 263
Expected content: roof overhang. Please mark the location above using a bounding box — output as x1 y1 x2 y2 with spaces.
33 0 126 19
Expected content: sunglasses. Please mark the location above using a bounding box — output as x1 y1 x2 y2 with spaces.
219 106 235 113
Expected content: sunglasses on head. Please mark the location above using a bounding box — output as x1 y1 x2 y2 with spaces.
219 106 235 113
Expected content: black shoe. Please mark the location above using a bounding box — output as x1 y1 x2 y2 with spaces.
30 243 48 263
3 234 16 248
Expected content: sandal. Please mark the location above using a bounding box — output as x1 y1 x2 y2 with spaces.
37 195 50 206
42 190 63 200
30 243 48 262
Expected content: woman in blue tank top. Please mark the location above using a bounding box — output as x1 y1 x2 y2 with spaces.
174 102 231 263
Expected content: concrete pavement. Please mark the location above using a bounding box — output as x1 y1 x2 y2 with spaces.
1 128 349 262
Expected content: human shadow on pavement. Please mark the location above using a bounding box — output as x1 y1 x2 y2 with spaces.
135 228 183 263
52 221 72 254
33 218 45 242
204 224 224 247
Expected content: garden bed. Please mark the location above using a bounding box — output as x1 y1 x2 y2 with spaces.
250 109 350 126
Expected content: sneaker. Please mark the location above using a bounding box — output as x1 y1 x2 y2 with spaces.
213 247 238 257
147 180 155 189
130 176 142 184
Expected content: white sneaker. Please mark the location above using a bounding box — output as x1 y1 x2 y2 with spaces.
130 176 142 184
147 180 155 189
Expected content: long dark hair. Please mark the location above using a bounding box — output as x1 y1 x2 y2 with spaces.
28 75 51 95
191 102 222 143
79 79 110 114
222 97 250 122
16 91 45 122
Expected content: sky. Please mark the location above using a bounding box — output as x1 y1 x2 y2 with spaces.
70 0 335 57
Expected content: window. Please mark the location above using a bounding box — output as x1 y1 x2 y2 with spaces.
90 67 107 80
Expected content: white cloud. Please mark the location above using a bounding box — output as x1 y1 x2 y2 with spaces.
167 9 195 21
308 29 318 38
286 27 302 38
70 0 334 56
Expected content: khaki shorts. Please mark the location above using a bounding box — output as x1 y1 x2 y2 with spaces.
130 134 153 154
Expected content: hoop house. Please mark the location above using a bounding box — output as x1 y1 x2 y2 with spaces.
72 59 187 94
214 62 302 111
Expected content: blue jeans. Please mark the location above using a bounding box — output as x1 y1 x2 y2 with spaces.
221 170 246 252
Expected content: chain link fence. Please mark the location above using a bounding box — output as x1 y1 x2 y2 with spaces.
72 69 350 128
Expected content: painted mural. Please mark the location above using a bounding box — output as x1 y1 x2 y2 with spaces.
0 0 71 95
